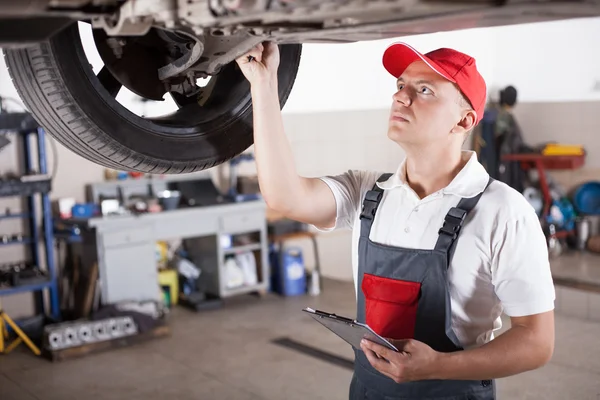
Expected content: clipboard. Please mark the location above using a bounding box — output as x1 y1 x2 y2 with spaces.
302 307 398 352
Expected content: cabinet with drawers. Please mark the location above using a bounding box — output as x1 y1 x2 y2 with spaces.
88 200 269 304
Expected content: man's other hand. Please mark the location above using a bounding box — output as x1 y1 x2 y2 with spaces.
360 338 440 383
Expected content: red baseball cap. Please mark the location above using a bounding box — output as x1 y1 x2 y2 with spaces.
382 42 487 125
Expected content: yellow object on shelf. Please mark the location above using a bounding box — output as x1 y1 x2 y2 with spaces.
542 143 584 156
156 241 169 269
158 269 179 306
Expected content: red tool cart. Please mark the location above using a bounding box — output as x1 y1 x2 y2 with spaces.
501 153 586 238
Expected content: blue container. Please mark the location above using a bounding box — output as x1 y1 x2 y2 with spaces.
270 246 306 296
71 203 98 218
574 181 600 215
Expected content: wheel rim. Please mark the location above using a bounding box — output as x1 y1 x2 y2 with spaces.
72 22 253 138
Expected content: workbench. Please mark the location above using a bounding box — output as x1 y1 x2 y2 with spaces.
88 201 269 304
75 199 269 306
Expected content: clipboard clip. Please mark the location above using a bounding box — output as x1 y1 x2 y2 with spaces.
304 307 356 324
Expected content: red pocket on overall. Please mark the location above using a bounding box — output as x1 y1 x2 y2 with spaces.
362 273 421 340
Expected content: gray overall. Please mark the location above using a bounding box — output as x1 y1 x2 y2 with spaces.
350 174 495 400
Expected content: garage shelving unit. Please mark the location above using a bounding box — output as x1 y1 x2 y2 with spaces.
0 111 60 321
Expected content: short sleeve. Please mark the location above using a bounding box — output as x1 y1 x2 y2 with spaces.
491 211 556 317
316 170 381 231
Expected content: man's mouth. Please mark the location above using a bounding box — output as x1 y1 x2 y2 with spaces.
391 114 409 123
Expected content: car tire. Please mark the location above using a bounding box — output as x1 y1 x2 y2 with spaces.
3 23 302 174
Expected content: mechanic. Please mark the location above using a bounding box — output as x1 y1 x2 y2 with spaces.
236 41 555 400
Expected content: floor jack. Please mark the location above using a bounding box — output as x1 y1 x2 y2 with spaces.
0 304 41 356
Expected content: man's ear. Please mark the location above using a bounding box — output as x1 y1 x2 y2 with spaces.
452 110 477 135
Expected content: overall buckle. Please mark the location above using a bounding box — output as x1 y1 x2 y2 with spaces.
446 207 467 222
438 207 467 239
360 190 383 220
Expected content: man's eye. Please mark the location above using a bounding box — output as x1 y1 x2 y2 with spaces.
397 84 404 90
420 87 432 94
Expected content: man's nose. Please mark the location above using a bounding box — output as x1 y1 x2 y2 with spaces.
393 89 412 106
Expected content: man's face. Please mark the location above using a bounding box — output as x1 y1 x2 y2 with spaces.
387 61 468 147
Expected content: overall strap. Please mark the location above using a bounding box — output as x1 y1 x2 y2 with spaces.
359 173 393 236
434 177 494 264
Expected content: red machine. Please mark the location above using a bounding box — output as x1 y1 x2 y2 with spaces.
501 153 585 238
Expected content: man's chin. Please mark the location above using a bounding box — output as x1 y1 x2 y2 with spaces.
387 128 411 144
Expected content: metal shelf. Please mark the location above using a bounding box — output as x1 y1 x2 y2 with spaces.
223 243 262 255
53 233 83 243
0 117 60 320
0 213 30 220
0 279 52 296
0 112 39 132
0 238 31 247
222 282 266 298
0 177 52 198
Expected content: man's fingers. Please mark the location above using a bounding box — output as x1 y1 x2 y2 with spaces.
262 41 277 57
236 43 264 64
362 345 400 383
252 42 264 61
246 47 263 63
392 339 415 354
363 346 390 371
401 339 414 350
362 339 395 361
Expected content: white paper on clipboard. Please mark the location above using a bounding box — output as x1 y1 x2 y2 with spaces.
302 307 399 352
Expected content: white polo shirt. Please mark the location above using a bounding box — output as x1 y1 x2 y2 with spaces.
318 150 555 349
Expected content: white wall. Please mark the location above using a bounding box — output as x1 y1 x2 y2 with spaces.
490 17 600 103
283 16 600 113
282 26 496 114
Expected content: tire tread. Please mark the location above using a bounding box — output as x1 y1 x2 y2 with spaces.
3 38 301 174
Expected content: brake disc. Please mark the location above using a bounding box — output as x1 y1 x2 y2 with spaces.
93 28 168 100
93 27 205 101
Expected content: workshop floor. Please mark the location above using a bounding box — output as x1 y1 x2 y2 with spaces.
2 278 600 400
551 250 600 285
